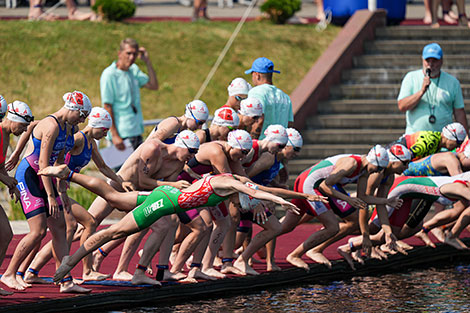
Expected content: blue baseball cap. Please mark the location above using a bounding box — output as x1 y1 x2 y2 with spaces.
422 43 443 60
245 57 281 74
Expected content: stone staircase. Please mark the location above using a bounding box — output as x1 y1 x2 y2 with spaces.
288 26 470 185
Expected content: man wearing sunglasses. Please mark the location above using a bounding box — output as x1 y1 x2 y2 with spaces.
81 130 200 282
245 57 294 140
396 122 467 161
148 100 209 144
101 38 159 152
220 77 251 112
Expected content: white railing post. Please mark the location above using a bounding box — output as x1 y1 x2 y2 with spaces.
368 0 377 11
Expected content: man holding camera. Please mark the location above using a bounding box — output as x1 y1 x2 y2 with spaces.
100 38 159 151
397 43 467 134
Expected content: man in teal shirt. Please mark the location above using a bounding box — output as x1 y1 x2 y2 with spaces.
245 57 294 140
101 38 159 150
397 43 467 135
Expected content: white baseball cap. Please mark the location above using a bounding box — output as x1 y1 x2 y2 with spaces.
442 122 467 143
388 144 412 163
213 107 240 127
185 100 209 123
264 125 288 145
239 98 263 117
366 144 389 168
88 107 112 129
7 101 33 124
228 129 253 150
0 95 7 119
286 128 303 148
63 91 92 116
227 78 251 97
174 130 200 150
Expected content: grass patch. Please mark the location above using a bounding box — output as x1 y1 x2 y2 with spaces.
0 20 339 129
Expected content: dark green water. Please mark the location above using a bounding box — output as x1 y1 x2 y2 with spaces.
111 264 470 312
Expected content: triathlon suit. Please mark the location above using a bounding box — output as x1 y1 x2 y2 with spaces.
132 174 231 230
402 155 446 177
242 140 260 168
201 128 211 144
65 132 92 173
238 156 281 232
397 131 441 161
291 154 364 218
16 115 67 219
370 175 466 229
0 127 5 165
153 117 181 145
456 137 470 153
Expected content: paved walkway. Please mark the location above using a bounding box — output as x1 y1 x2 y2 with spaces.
0 0 455 20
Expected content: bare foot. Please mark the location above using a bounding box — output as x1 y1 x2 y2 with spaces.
233 257 259 276
423 14 432 24
38 164 70 179
431 228 445 243
286 253 309 270
443 13 457 24
431 22 440 28
1 274 25 291
188 267 217 281
371 246 388 260
180 276 198 283
202 267 226 279
68 9 94 21
82 270 110 281
396 240 413 251
24 272 49 284
132 272 161 286
16 275 32 288
0 288 13 296
306 250 332 269
351 250 364 264
54 256 73 283
337 246 356 271
164 270 186 281
445 233 469 250
113 271 133 281
92 250 105 272
267 262 281 272
220 264 244 275
415 231 436 248
60 282 92 294
213 256 223 267
28 7 59 21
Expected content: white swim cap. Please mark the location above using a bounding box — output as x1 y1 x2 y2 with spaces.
88 107 112 129
174 130 200 150
227 78 251 97
366 144 389 168
63 91 92 116
286 128 303 148
239 98 263 117
212 107 240 127
0 95 7 118
184 100 209 123
228 129 253 150
264 124 288 145
442 122 467 143
7 101 33 124
388 144 412 163
239 182 261 213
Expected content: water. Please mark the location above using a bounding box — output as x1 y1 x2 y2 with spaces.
111 264 470 313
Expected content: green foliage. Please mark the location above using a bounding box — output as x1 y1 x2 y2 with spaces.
92 0 136 22
260 0 302 24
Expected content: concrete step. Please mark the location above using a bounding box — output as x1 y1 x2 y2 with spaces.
288 159 321 174
301 128 404 144
342 68 470 84
298 144 374 158
364 40 470 55
375 26 470 40
317 99 402 114
330 84 470 99
354 55 470 69
309 114 406 129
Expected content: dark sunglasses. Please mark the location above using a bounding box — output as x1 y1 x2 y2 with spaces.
390 151 408 167
278 143 286 149
235 95 247 101
9 103 34 123
181 139 199 154
252 116 261 120
293 147 301 152
241 149 250 155
79 110 90 119
188 106 205 125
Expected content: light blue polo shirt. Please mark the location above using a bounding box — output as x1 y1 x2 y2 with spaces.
100 61 149 139
398 69 464 134
248 84 293 139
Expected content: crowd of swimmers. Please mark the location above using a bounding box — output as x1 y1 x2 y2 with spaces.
1 79 470 296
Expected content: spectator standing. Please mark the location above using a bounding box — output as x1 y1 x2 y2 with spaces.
100 38 159 151
397 43 468 135
245 57 294 139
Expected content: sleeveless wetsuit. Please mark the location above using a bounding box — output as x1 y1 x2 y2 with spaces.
132 175 230 230
16 115 67 219
0 127 5 165
65 131 92 173
291 154 364 217
370 175 465 228
402 155 445 177
156 117 181 144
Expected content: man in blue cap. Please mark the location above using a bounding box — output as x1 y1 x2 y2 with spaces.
397 43 467 134
245 57 294 139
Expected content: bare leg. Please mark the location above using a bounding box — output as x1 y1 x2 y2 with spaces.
220 203 241 274
424 0 432 23
66 0 94 20
431 0 441 27
113 229 149 281
0 208 14 295
201 210 231 274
